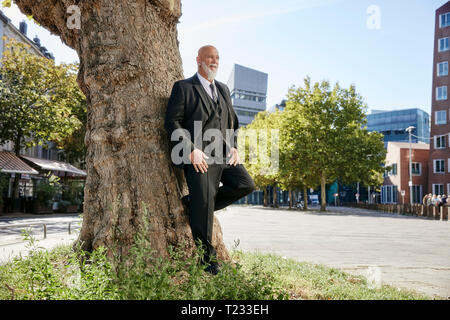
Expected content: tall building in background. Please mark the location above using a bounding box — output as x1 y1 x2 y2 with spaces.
367 108 430 147
227 64 268 127
429 2 450 195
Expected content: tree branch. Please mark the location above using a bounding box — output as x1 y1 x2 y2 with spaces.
13 0 82 50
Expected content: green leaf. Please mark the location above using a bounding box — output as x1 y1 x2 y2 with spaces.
2 0 11 8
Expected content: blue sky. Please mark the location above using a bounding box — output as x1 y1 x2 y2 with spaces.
1 0 445 114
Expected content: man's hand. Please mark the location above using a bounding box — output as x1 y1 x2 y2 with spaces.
227 147 240 166
189 148 209 173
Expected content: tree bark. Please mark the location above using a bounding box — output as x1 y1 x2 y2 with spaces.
273 184 278 208
303 185 308 211
320 172 327 211
263 187 268 207
288 189 292 209
14 0 230 263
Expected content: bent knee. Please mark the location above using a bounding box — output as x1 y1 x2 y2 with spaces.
241 181 255 196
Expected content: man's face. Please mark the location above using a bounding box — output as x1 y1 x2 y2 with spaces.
197 46 219 81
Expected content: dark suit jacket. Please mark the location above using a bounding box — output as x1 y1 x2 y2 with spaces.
165 73 239 168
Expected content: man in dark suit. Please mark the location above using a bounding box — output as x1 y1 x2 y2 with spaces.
165 45 255 275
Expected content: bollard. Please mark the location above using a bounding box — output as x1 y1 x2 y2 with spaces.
68 222 71 235
43 224 47 239
440 206 443 221
432 206 436 220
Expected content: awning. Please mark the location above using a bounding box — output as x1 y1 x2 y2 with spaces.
21 155 87 177
0 151 39 175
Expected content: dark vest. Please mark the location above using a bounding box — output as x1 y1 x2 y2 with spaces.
203 86 231 159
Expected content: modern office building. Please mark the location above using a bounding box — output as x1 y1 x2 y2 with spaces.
366 108 430 147
227 64 268 127
429 2 450 195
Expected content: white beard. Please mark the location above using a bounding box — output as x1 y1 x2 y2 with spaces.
201 62 218 81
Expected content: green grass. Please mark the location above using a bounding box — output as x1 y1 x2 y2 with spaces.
233 251 435 300
0 235 437 300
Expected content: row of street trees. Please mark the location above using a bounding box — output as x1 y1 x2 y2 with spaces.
240 78 387 211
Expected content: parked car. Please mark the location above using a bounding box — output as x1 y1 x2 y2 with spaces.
310 195 319 205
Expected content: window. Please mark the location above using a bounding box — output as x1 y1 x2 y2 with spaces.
437 86 448 101
411 185 422 204
436 110 447 124
411 162 421 175
439 37 450 52
381 185 398 204
438 62 449 76
435 135 446 149
384 163 397 177
434 159 445 173
433 184 444 195
440 13 450 28
390 163 397 175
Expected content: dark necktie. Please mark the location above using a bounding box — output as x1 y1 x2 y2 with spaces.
210 83 218 103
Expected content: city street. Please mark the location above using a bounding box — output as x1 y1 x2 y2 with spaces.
217 205 450 299
0 214 81 263
1 206 449 299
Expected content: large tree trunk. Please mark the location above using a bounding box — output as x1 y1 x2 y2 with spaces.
14 0 230 264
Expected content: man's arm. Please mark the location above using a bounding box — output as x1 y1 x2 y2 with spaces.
165 81 195 153
165 81 209 173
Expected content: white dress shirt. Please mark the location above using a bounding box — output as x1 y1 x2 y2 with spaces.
197 72 217 101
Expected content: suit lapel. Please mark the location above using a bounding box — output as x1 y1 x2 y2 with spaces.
192 73 212 117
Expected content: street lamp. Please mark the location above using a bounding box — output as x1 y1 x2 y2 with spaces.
405 126 415 205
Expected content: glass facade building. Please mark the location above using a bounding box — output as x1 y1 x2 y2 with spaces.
227 64 268 127
366 108 430 147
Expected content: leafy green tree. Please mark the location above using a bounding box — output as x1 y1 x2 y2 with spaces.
286 78 386 211
0 37 84 199
278 102 321 210
239 111 280 207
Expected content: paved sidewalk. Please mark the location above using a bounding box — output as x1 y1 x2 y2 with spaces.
0 232 79 264
216 205 450 299
1 205 448 299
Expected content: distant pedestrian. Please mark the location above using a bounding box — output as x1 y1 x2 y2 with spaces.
427 193 432 206
431 194 437 206
442 195 447 206
422 194 429 206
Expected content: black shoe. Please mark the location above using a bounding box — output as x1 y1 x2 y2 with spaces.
204 262 221 275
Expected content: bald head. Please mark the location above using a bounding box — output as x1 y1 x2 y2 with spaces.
198 45 217 57
196 45 219 82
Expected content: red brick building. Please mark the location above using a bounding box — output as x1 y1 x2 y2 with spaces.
429 1 450 195
382 142 429 204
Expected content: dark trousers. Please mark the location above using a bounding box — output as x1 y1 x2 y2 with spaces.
183 163 255 263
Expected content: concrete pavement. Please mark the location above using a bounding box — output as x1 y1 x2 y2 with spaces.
1 206 449 299
216 205 450 299
0 213 81 264
0 231 79 264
